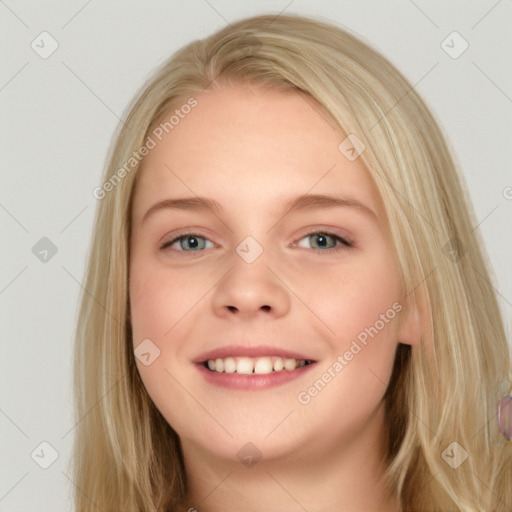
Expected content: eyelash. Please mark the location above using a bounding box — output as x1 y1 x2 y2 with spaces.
159 230 353 254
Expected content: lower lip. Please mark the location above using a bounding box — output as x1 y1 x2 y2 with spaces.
195 362 317 390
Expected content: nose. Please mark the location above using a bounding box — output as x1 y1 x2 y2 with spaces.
211 250 291 320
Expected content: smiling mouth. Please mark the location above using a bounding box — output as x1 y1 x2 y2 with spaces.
202 356 315 375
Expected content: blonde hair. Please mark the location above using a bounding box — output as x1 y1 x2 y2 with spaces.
70 13 512 511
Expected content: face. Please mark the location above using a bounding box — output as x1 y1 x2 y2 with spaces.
129 82 418 465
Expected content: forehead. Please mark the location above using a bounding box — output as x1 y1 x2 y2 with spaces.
132 82 383 221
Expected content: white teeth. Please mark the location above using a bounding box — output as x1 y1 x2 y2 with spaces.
273 358 284 371
205 356 312 374
254 357 273 375
236 357 254 375
284 358 297 371
224 357 236 373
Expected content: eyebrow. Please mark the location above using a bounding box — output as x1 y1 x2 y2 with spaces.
140 193 378 225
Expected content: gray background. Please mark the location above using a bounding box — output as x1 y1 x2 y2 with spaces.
1 1 511 510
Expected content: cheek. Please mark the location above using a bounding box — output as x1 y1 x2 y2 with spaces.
295 246 403 409
294 260 402 437
129 258 202 434
129 255 207 344
301 247 402 345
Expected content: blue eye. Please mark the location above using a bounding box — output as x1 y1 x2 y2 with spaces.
160 234 214 252
160 231 352 253
296 232 352 252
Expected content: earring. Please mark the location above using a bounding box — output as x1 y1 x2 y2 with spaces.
497 391 512 442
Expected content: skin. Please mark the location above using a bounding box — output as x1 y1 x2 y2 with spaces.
129 82 420 512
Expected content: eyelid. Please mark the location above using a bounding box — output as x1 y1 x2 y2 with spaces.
293 230 353 253
295 226 354 246
159 228 216 250
160 227 354 253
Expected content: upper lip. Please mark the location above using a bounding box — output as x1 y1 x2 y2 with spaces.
193 345 316 363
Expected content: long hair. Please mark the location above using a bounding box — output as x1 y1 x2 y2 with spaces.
69 13 512 511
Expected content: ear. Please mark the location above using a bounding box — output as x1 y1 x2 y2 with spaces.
397 299 422 346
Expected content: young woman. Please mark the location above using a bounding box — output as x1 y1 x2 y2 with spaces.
70 13 512 511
